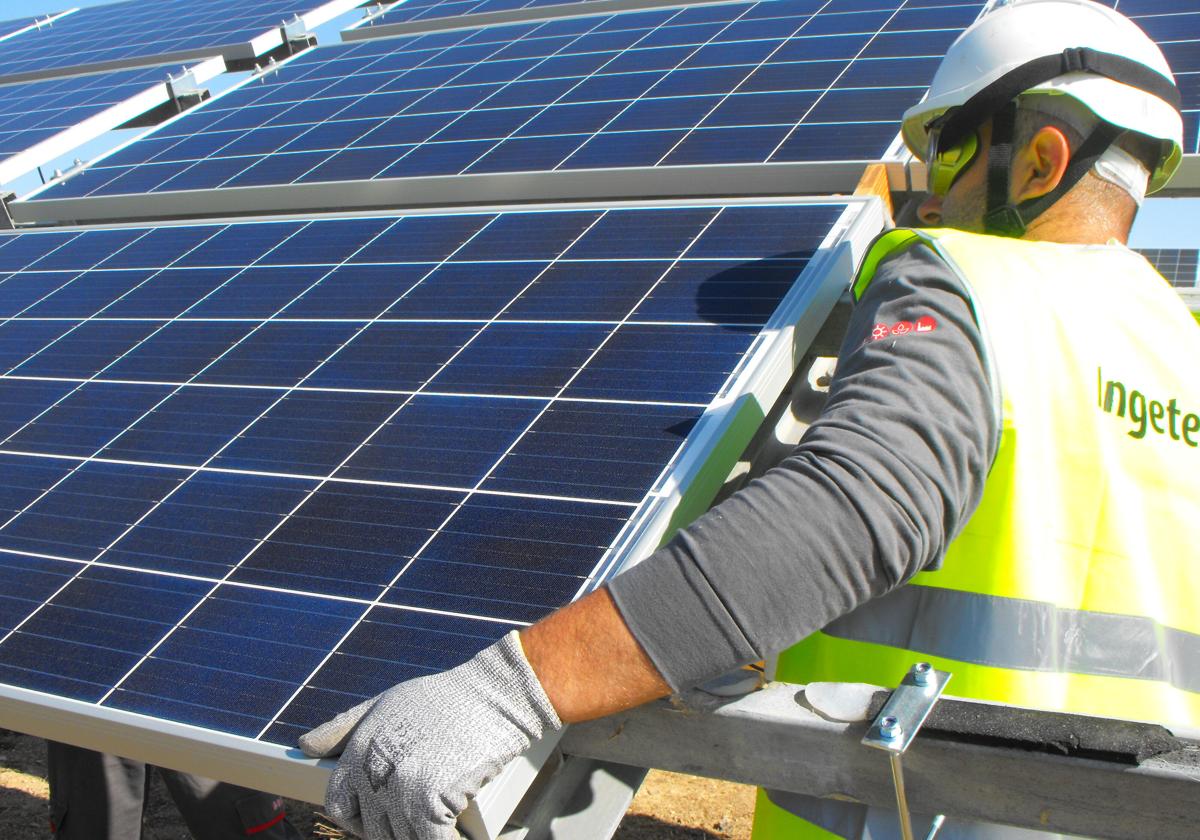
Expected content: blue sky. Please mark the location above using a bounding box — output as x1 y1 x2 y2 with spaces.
0 0 1195 247
1128 197 1199 247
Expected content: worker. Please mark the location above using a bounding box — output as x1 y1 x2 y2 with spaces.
47 742 303 839
298 1 1200 838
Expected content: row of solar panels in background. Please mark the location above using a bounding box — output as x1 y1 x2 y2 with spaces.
0 57 233 196
350 0 1199 151
353 0 1198 32
0 0 373 192
8 0 1199 206
31 0 985 200
0 66 178 162
0 0 365 84
1138 247 1199 287
0 200 849 746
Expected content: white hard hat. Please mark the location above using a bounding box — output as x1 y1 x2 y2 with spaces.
902 0 1183 192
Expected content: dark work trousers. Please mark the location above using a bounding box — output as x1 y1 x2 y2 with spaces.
46 741 303 840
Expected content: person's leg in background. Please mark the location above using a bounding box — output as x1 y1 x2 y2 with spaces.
46 741 149 839
160 768 302 840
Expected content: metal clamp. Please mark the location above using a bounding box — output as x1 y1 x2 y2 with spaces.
862 663 951 840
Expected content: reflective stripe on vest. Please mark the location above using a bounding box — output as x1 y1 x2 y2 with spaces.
757 228 1200 838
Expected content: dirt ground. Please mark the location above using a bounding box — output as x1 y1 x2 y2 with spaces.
0 729 753 839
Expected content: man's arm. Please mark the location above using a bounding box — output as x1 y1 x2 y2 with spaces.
521 587 670 724
530 241 999 717
300 243 998 837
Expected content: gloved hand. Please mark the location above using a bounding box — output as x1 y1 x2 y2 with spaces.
298 630 562 840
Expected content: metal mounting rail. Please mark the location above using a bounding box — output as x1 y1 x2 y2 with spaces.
552 681 1200 840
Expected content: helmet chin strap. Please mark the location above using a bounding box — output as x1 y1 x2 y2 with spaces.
982 104 1123 237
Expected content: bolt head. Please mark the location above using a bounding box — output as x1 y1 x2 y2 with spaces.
879 715 902 740
913 662 932 686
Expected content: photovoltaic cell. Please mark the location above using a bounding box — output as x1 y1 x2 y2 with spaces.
0 0 357 83
0 65 180 168
0 201 848 748
35 0 986 200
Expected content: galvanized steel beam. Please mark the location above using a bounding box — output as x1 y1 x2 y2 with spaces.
559 682 1200 840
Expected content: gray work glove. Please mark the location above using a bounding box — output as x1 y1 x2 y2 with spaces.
298 630 562 840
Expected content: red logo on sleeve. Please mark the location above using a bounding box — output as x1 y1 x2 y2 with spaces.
870 316 938 343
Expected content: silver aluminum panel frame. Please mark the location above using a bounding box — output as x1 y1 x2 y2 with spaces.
0 56 227 195
0 194 887 839
13 160 898 225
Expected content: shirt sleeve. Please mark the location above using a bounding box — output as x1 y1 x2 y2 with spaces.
606 242 1000 691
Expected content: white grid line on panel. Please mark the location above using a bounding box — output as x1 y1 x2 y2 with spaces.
0 373 712 408
3 316 744 326
0 546 529 628
0 447 645 507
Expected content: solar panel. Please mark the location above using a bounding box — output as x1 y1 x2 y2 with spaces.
0 198 884 827
7 0 1190 835
0 58 227 193
26 0 984 204
0 0 364 85
1137 247 1199 287
1105 1 1200 153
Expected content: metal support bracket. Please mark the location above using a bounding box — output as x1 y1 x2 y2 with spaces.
279 15 316 54
862 663 951 840
165 67 210 114
0 192 14 230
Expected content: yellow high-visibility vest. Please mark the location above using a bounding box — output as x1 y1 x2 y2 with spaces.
754 228 1200 839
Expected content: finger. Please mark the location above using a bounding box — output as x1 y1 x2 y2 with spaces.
415 798 465 840
299 695 379 757
360 801 399 840
325 763 363 833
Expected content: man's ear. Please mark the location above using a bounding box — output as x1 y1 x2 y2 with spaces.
1012 125 1071 203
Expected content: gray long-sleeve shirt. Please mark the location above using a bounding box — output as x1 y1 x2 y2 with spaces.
608 243 1000 690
